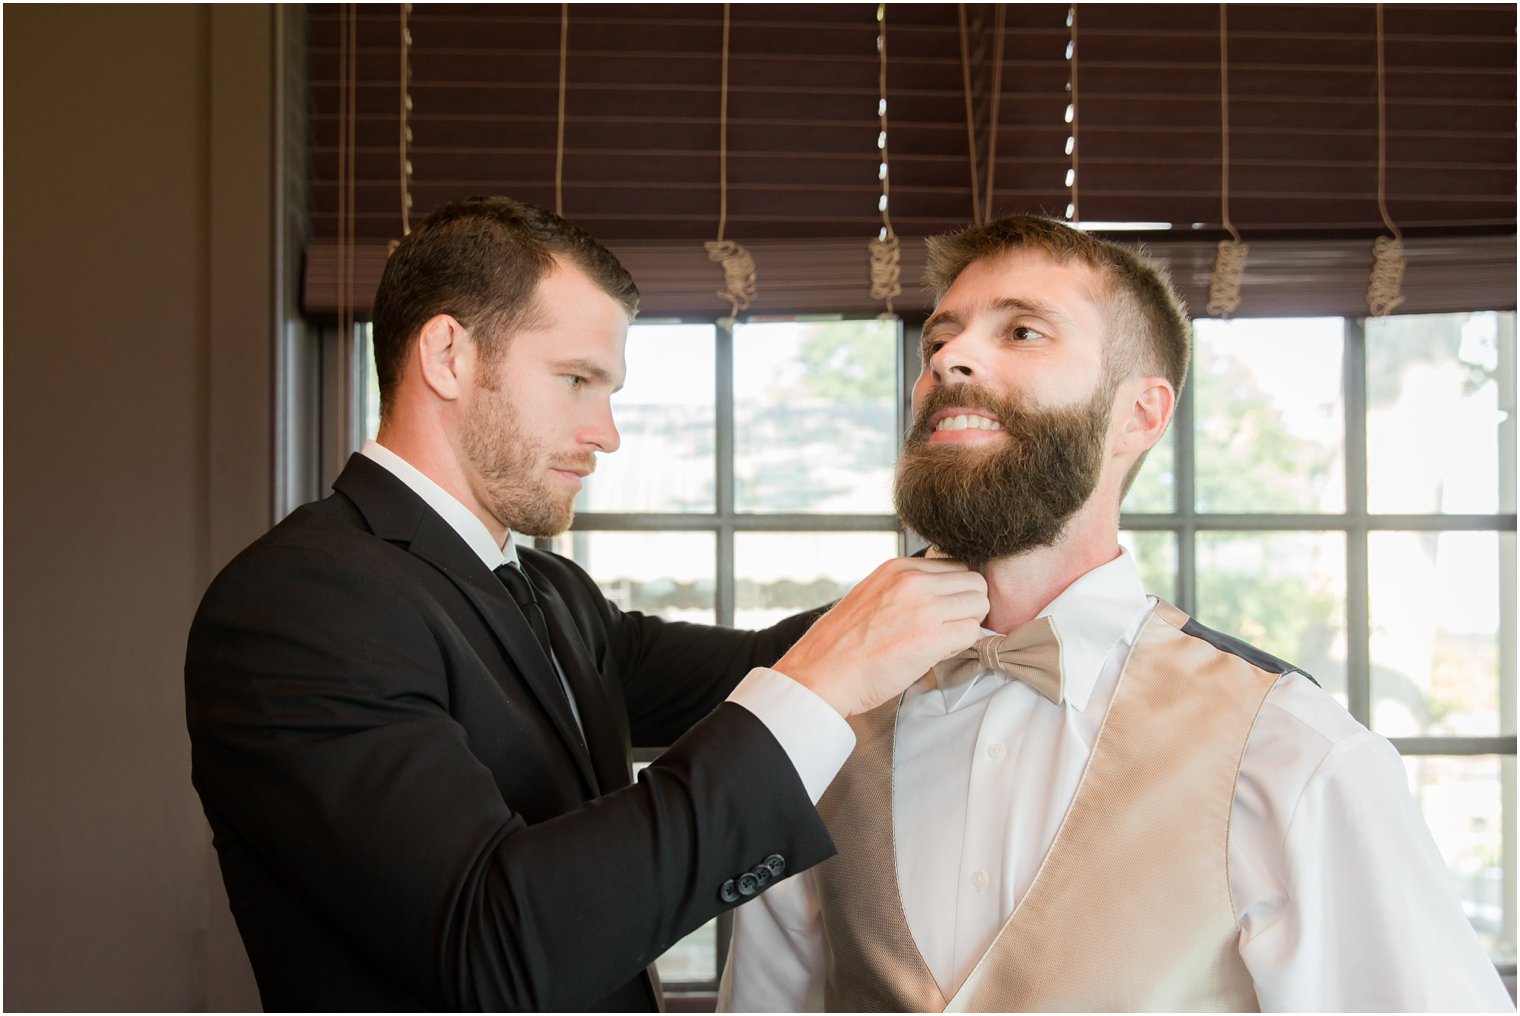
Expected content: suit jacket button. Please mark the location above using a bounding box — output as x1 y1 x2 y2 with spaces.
763 853 786 877
737 872 761 897
719 879 740 903
751 864 773 888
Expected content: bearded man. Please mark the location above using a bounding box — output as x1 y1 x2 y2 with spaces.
185 197 989 1011
719 215 1511 1012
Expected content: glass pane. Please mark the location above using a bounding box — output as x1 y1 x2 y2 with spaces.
1193 318 1345 513
635 756 720 985
1370 531 1514 737
734 531 900 629
1121 424 1175 513
1195 531 1348 705
546 530 715 623
654 919 717 984
362 323 381 442
1118 530 1178 603
578 323 716 513
734 319 899 513
1402 754 1516 966
1367 312 1516 515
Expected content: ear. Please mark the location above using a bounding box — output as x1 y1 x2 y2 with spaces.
413 314 475 402
1114 376 1176 456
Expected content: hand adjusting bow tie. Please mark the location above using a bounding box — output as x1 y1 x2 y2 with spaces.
931 614 1066 704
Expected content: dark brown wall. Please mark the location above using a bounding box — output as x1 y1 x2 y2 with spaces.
5 5 272 1009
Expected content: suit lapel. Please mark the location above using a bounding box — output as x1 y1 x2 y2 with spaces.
333 455 600 796
524 561 631 794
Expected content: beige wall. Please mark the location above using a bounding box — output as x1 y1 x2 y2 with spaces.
4 5 274 1009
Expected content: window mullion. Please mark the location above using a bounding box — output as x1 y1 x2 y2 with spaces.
1344 316 1371 726
900 319 921 556
1175 358 1197 615
716 320 736 627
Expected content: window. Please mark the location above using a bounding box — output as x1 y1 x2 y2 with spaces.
544 317 907 993
1123 311 1516 975
354 310 1516 992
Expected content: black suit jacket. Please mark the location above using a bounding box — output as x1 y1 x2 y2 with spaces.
186 455 835 1011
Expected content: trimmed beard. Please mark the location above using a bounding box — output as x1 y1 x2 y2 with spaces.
460 373 593 538
892 380 1113 567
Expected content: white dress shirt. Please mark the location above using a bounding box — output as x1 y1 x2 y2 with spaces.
720 550 1513 1012
360 441 853 803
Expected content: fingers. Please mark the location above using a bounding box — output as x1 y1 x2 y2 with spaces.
773 556 991 718
846 557 984 604
937 588 992 625
889 556 970 573
926 616 989 659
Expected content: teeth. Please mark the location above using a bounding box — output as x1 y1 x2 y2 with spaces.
935 414 1003 432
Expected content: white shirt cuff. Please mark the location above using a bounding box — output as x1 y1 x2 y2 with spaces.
727 667 856 804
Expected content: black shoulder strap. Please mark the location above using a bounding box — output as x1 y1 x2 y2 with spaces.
1180 615 1319 687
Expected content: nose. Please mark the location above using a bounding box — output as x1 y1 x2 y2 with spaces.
582 397 620 454
927 332 982 386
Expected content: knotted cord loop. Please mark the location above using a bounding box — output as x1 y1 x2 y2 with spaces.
1206 240 1249 319
704 239 757 326
869 235 902 314
1368 235 1407 317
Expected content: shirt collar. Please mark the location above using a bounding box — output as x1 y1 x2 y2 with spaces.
936 548 1148 713
360 440 520 572
1034 548 1148 711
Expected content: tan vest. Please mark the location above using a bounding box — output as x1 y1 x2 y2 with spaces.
815 600 1277 1013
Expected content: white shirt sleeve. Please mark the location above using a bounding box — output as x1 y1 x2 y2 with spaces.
1234 685 1513 1012
727 667 856 804
718 868 829 1012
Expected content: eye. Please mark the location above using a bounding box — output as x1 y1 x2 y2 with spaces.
563 374 587 391
1009 325 1046 342
921 336 949 362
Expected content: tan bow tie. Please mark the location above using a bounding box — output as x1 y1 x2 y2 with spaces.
931 614 1065 704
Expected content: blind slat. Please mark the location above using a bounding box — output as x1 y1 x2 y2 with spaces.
305 2 1514 309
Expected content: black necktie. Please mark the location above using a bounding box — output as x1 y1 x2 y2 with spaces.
494 563 554 660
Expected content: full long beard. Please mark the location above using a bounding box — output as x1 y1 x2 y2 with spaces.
893 383 1112 566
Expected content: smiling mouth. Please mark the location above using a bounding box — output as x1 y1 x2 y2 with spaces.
933 414 1004 433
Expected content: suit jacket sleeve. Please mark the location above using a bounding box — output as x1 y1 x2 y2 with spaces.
524 546 827 749
186 535 835 1011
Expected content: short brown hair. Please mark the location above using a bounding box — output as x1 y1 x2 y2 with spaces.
924 215 1190 395
370 196 639 413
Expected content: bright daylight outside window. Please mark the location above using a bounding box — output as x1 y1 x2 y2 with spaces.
546 318 903 988
359 310 1515 991
1124 311 1515 975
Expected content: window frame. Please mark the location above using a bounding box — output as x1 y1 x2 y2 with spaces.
346 309 1518 996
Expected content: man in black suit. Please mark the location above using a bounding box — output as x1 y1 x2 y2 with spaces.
186 196 988 1011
